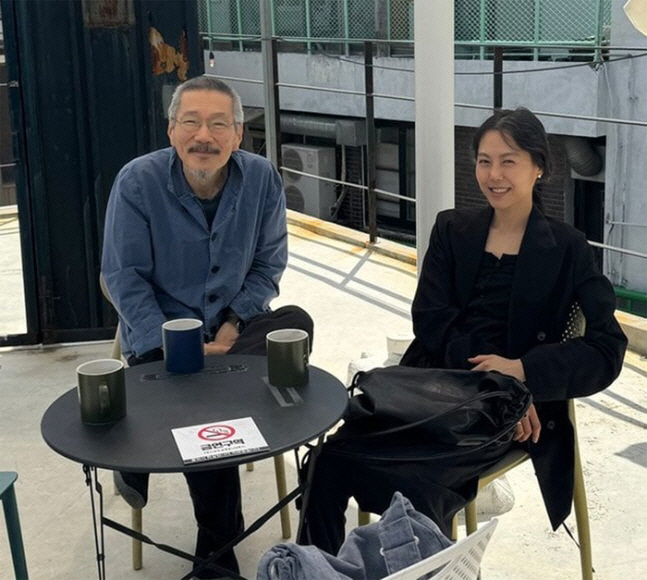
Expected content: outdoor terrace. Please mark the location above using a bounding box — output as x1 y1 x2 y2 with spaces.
1 213 646 579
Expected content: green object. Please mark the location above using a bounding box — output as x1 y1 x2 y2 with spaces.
0 471 29 579
615 286 647 318
77 359 127 425
266 328 310 388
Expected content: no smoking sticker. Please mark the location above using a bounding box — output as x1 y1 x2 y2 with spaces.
173 417 269 463
198 425 236 441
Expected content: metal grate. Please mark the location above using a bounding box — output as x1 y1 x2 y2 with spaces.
336 145 366 231
199 0 411 41
200 0 610 60
455 0 611 56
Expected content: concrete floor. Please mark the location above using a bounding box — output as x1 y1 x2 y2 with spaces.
1 216 646 579
0 206 26 337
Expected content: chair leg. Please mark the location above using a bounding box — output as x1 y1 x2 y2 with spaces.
573 442 593 579
465 499 478 535
2 482 29 579
132 508 143 570
570 401 593 580
451 514 458 541
273 455 291 539
246 462 254 472
573 473 593 580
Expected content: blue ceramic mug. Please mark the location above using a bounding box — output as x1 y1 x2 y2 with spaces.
163 318 204 374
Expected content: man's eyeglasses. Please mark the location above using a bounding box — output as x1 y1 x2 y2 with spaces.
177 119 236 135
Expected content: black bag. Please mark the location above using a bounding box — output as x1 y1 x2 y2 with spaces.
327 366 532 461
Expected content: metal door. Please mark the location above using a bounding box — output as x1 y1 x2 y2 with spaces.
0 1 39 345
0 0 201 346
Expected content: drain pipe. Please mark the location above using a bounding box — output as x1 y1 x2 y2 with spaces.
563 136 603 176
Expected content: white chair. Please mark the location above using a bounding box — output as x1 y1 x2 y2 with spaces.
383 518 498 580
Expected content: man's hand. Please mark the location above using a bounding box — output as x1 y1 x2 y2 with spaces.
467 354 526 382
513 403 541 443
204 321 239 355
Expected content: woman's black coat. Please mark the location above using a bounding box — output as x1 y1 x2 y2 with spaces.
401 205 627 529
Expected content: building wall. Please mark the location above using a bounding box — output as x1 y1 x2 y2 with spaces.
208 50 601 133
454 60 602 136
601 0 647 292
207 51 415 121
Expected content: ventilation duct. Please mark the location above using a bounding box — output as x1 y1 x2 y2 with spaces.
244 108 366 147
563 136 603 177
279 114 366 147
280 115 336 140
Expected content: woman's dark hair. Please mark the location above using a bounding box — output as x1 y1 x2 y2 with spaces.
472 107 552 213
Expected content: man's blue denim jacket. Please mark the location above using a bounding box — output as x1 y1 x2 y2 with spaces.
101 147 287 358
257 492 452 580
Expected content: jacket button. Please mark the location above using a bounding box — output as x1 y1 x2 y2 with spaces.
208 294 217 303
537 331 547 341
211 265 220 274
546 420 556 430
211 233 217 242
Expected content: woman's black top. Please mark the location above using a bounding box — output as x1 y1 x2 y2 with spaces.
443 252 517 369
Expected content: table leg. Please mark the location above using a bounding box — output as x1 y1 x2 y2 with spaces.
132 508 143 570
273 455 291 539
83 465 106 580
88 447 311 580
295 434 325 540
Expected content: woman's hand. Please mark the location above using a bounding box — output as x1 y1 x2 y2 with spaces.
468 354 540 443
513 403 541 443
204 321 239 355
467 354 526 382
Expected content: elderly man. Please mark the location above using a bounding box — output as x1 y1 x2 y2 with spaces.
102 76 312 578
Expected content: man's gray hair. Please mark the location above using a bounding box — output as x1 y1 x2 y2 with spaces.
167 76 244 126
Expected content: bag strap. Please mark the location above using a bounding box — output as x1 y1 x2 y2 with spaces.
348 370 365 396
329 420 519 462
329 389 531 462
348 388 517 440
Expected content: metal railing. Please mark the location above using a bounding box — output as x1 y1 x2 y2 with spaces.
199 0 610 60
214 37 647 265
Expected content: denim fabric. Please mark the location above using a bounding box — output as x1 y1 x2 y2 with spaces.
102 147 287 358
257 492 452 580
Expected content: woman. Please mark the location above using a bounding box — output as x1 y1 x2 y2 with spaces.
298 108 627 554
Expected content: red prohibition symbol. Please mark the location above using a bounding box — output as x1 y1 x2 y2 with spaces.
198 424 236 441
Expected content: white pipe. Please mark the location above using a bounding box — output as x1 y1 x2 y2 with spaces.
414 0 455 271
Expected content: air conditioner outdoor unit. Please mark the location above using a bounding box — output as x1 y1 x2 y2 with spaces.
281 144 336 220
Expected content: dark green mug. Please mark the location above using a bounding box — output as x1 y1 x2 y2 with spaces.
76 359 127 425
266 328 309 388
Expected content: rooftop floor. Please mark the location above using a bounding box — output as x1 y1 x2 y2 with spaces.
1 216 646 579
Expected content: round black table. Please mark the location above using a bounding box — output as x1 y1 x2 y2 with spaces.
40 354 348 580
41 354 348 473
